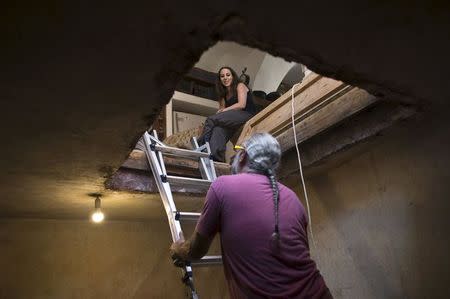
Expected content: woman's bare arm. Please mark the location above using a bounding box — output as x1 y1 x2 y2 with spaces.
217 98 225 113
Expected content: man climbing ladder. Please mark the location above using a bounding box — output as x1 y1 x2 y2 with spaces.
170 133 333 298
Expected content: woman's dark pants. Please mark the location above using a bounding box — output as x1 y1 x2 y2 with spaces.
198 110 253 162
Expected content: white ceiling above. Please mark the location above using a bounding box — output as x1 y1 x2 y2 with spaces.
195 41 297 93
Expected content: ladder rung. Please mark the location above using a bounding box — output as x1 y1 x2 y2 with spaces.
175 212 201 221
191 255 222 267
166 175 211 190
154 145 211 159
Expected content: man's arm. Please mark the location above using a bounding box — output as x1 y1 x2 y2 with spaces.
170 230 214 264
170 183 222 265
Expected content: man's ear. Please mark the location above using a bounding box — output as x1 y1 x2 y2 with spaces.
239 151 247 164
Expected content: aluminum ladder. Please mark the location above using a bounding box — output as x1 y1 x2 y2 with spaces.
142 130 222 299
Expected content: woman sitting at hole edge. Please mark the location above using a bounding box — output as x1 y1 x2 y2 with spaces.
197 66 256 162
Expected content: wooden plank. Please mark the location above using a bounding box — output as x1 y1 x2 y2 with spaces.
257 79 347 135
271 85 353 137
236 74 319 142
172 91 219 117
277 87 377 152
243 72 321 129
165 100 173 137
237 73 348 145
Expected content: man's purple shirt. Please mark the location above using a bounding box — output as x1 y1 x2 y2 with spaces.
196 173 328 299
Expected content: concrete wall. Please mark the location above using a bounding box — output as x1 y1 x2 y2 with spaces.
0 219 228 299
283 111 450 298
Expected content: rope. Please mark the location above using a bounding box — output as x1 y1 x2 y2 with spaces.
290 83 318 252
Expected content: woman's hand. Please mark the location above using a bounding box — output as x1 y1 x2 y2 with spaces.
216 108 224 114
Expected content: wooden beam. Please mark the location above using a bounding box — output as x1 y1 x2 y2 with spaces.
105 168 157 193
237 74 320 142
172 91 219 117
236 72 382 156
237 73 350 146
277 87 377 152
165 100 173 137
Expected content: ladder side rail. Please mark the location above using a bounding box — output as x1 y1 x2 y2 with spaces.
143 132 183 243
191 137 210 181
144 131 201 299
204 142 217 180
145 132 169 178
148 134 165 146
191 137 215 181
194 143 208 152
152 130 169 177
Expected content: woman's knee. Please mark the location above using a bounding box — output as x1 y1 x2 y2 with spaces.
204 115 216 126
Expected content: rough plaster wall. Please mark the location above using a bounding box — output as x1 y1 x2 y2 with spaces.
283 112 450 298
196 41 295 92
195 41 266 88
0 219 228 299
282 64 305 86
252 54 295 93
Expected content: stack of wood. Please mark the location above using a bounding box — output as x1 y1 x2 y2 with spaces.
237 73 377 151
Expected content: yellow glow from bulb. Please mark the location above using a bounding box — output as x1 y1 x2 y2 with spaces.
91 210 104 223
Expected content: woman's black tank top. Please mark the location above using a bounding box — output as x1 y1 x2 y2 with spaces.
225 90 256 115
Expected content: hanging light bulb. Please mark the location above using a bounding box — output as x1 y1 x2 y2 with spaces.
91 195 104 223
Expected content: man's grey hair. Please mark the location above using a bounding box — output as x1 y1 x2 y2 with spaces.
242 133 281 175
239 132 283 244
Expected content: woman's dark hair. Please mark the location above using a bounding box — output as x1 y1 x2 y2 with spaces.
216 66 239 101
242 133 282 245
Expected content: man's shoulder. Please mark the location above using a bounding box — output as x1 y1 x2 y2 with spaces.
211 173 256 188
213 173 244 185
209 175 238 200
277 182 300 200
